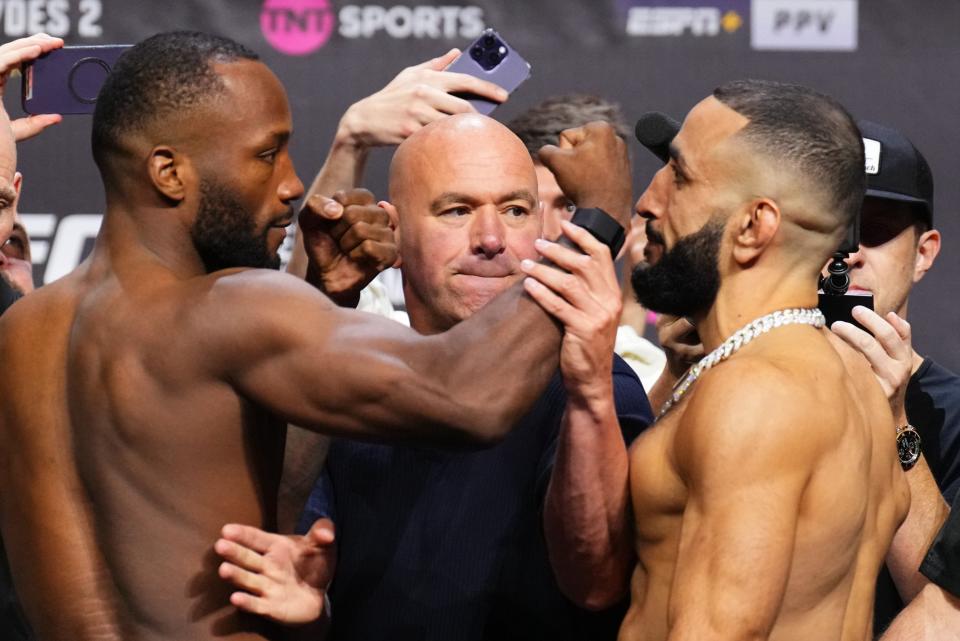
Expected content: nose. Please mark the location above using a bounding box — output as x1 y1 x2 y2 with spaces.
634 166 670 221
470 208 506 259
279 158 305 204
844 245 865 269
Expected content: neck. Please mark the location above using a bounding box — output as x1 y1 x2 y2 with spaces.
694 267 819 351
98 200 208 279
620 261 648 333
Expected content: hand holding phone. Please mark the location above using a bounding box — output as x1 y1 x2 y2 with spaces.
445 28 531 115
21 44 131 117
335 48 508 148
0 33 64 140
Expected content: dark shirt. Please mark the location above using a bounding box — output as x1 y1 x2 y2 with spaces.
920 488 960 597
299 355 652 641
0 278 31 639
0 276 21 316
874 357 960 635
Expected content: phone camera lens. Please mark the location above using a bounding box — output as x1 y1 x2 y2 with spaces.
470 46 483 60
482 35 496 47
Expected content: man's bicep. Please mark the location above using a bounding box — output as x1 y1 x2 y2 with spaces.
669 369 818 637
670 469 805 636
227 302 452 441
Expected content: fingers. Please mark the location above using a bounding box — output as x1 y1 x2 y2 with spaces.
215 538 266 574
11 113 62 141
536 143 567 171
221 523 281 555
521 226 621 326
850 306 911 361
333 188 376 208
557 125 587 149
410 48 460 72
885 310 912 343
218 561 268 596
434 70 508 103
0 34 63 78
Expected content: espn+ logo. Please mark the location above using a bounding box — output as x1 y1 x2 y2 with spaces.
260 0 485 56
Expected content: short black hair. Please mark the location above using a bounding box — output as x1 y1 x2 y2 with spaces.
713 79 865 231
92 31 259 171
507 94 631 158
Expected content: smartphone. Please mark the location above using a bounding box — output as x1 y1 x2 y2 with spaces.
446 28 531 115
819 291 874 332
22 45 132 115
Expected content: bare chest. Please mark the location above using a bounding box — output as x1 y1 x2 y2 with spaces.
628 408 688 547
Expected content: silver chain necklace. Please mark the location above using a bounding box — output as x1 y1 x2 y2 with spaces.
658 307 826 419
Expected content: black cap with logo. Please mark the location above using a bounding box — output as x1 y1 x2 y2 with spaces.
858 120 934 226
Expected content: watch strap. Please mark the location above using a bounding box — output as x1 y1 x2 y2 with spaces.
569 207 625 257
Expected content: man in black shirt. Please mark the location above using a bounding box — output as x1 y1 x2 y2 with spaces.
829 121 958 635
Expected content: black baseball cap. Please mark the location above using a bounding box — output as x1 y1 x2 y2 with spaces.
635 112 680 163
858 120 934 225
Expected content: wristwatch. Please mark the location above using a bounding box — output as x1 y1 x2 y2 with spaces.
896 424 922 471
569 207 626 257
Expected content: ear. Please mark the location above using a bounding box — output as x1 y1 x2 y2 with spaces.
732 198 780 266
12 171 22 208
147 145 189 203
379 200 402 268
913 228 941 283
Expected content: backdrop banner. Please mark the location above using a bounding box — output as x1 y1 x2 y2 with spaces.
5 0 959 369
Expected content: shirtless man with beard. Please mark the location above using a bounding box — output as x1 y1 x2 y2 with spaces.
612 81 910 640
0 31 633 641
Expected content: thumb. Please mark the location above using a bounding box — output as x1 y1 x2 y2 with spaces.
306 518 336 547
417 48 460 71
305 194 344 222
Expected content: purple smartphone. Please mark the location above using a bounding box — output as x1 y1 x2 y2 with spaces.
22 45 132 115
446 29 531 115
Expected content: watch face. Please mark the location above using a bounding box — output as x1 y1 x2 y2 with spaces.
897 426 922 471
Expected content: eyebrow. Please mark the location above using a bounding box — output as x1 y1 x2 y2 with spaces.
0 185 16 205
668 143 691 175
430 189 538 212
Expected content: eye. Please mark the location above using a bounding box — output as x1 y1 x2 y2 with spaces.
258 148 279 164
563 201 577 214
505 205 528 218
440 206 470 218
670 163 686 188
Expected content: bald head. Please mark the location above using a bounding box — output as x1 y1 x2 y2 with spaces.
389 114 537 207
0 115 18 245
384 113 542 334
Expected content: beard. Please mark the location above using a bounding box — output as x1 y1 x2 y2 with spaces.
631 217 723 318
190 178 285 273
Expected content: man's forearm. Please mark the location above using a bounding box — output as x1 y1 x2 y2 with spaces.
887 454 950 601
543 394 632 609
880 581 960 640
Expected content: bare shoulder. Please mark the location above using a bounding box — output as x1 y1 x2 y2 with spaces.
675 350 833 479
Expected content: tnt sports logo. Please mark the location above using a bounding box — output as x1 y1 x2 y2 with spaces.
260 1 486 56
261 0 335 56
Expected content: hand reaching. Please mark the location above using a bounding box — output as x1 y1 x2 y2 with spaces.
0 34 64 141
521 219 621 405
215 518 336 625
335 48 508 148
831 306 913 422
